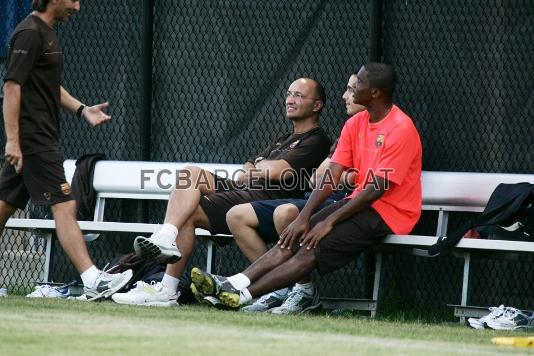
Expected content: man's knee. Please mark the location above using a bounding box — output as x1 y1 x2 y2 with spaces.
293 247 317 269
176 165 214 193
0 200 17 215
226 204 256 230
273 203 299 233
189 205 210 229
50 200 77 217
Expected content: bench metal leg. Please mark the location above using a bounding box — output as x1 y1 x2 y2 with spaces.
436 210 449 236
43 233 52 283
206 240 214 273
94 197 106 221
371 253 383 318
84 198 107 242
460 252 471 323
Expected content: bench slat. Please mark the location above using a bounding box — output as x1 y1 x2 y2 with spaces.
382 235 534 253
5 219 215 236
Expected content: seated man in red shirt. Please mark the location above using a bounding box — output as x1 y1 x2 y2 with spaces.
190 63 423 310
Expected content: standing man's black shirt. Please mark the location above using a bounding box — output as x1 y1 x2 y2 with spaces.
4 15 63 155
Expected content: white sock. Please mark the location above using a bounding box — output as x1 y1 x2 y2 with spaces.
161 274 180 294
159 223 178 238
293 282 314 295
80 265 100 288
239 288 252 305
227 273 251 290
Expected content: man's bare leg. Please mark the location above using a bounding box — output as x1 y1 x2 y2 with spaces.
247 248 317 298
164 166 217 227
226 203 268 262
51 200 134 298
134 166 218 263
160 205 211 293
273 204 312 284
50 200 93 273
0 200 17 233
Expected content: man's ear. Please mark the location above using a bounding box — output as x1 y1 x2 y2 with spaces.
313 100 324 113
371 87 381 99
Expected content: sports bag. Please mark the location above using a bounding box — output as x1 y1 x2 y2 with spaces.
427 182 534 256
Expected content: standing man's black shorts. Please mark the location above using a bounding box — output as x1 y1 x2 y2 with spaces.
198 173 298 235
290 199 393 275
0 151 73 209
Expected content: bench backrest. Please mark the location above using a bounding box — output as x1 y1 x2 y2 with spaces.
64 160 534 211
64 160 244 200
420 171 534 212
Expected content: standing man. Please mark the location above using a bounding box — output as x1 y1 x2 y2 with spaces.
111 78 332 307
190 63 423 310
1 0 132 300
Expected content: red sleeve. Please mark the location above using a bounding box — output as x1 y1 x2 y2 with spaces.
331 117 356 168
375 125 420 186
4 30 42 85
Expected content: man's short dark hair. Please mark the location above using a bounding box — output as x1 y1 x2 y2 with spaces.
363 63 397 98
32 0 51 12
313 81 326 112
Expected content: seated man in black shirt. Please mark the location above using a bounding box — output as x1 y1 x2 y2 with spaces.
111 78 332 307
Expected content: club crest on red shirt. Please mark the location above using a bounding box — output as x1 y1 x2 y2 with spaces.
375 134 385 148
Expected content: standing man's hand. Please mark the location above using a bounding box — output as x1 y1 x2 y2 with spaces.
83 102 111 127
5 140 23 174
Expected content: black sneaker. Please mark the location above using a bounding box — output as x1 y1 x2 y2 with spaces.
190 281 238 310
190 267 239 297
133 230 181 264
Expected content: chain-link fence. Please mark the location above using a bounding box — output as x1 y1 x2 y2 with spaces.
1 0 533 318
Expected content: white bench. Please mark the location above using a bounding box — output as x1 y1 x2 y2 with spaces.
5 160 244 281
368 172 534 319
5 162 534 318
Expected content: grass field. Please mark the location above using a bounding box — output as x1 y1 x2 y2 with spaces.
1 297 533 355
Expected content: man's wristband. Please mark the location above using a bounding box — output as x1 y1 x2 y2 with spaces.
76 104 86 118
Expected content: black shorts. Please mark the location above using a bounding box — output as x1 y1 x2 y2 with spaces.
199 175 296 235
291 199 392 275
0 151 73 209
251 196 339 243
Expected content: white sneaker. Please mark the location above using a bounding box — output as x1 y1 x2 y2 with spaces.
84 269 133 301
241 290 289 313
69 294 90 301
486 307 534 330
269 287 321 314
467 305 506 329
134 228 181 264
26 284 71 299
112 281 178 307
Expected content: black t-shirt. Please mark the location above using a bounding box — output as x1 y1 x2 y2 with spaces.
4 15 63 155
327 139 338 159
246 127 332 197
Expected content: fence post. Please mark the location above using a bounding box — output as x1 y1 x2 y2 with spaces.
138 0 154 223
369 0 383 62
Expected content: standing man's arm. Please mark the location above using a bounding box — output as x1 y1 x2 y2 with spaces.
3 81 23 173
60 86 111 127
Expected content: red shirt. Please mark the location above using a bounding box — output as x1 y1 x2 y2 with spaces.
331 105 422 234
